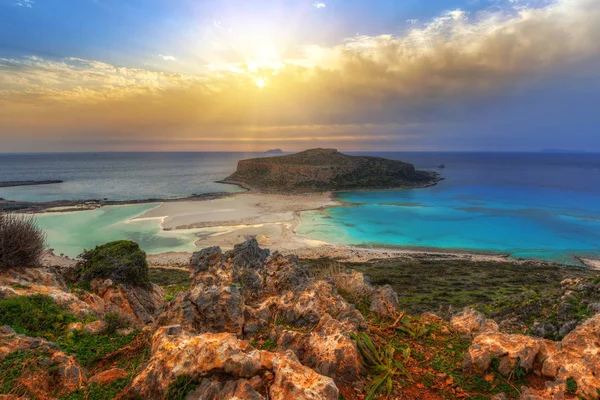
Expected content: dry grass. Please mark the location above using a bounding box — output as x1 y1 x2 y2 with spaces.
0 212 46 269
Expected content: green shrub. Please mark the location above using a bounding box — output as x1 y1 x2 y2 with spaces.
103 312 126 334
77 241 150 287
165 375 201 400
566 377 577 394
0 212 46 269
0 294 77 338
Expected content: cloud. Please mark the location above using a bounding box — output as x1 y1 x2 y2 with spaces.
1 0 600 150
313 2 326 9
158 54 177 61
13 0 33 8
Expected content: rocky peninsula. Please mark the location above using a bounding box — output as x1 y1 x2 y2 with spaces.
221 148 440 193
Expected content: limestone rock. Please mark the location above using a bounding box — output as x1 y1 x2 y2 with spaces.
90 278 165 325
120 325 338 400
541 314 600 395
89 367 129 385
519 381 566 400
83 320 107 335
463 332 542 375
451 308 499 339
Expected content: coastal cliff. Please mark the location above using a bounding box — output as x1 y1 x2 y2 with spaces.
222 148 440 193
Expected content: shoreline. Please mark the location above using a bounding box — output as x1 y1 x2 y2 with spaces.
12 184 599 268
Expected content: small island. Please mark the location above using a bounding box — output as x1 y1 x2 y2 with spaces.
0 180 63 188
264 148 284 154
221 148 440 193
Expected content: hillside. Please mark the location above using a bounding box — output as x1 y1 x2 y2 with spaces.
222 148 440 193
1 239 599 399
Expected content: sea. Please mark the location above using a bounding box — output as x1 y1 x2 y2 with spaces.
1 152 600 263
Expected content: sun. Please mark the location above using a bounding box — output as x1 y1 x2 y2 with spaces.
255 78 266 89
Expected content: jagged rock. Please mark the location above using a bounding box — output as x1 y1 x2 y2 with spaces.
519 380 566 400
190 246 223 277
83 320 107 335
541 314 600 395
0 326 86 398
157 240 365 387
224 238 270 270
557 320 578 337
0 266 98 316
90 278 165 325
588 302 600 314
89 367 129 385
531 322 557 338
451 308 499 339
120 325 338 400
462 332 543 375
463 313 600 396
329 270 399 318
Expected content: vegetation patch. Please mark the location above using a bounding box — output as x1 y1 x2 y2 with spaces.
57 330 138 368
0 294 78 339
148 267 190 296
165 375 202 400
77 240 150 288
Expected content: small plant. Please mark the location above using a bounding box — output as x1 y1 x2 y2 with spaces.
103 312 125 334
165 375 201 400
397 316 430 339
165 294 174 302
350 332 412 400
76 240 150 288
0 212 46 269
507 357 528 382
566 376 577 394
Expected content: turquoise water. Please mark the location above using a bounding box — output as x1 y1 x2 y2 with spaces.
35 204 201 257
298 153 600 264
11 152 600 263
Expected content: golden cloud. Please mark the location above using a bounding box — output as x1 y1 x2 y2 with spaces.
1 0 599 150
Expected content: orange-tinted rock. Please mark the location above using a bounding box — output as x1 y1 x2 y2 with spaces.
83 320 107 335
89 368 129 385
0 326 86 398
120 325 338 400
463 332 543 375
541 314 600 395
451 308 499 339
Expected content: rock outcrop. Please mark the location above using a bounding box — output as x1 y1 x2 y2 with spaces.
222 148 440 193
460 310 600 396
0 266 164 326
0 326 87 397
120 326 339 400
156 239 373 389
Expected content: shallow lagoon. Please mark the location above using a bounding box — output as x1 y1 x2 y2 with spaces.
35 204 202 258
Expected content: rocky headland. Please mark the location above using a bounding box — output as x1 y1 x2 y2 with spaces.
221 148 441 193
1 239 599 399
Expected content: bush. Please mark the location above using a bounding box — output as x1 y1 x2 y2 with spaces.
0 212 46 269
103 312 126 334
77 240 150 288
0 294 77 338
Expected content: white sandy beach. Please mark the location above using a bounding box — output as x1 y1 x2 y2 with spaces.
129 191 549 267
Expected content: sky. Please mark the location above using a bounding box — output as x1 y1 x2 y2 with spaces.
1 0 599 152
